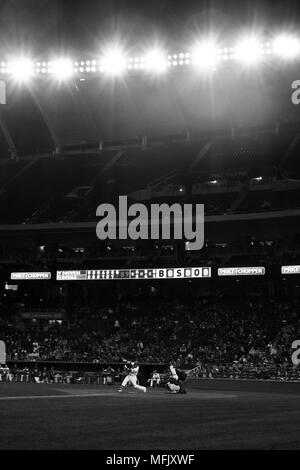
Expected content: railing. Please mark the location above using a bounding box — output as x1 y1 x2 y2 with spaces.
2 361 168 385
1 360 299 383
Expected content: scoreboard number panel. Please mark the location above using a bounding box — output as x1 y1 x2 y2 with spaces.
56 267 211 281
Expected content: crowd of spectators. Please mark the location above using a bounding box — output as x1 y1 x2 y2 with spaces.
0 295 299 381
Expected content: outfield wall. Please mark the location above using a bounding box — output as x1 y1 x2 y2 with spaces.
189 378 300 394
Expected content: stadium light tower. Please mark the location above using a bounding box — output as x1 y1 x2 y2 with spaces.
50 58 74 81
235 36 263 65
144 48 168 74
99 46 127 77
272 34 300 59
191 40 220 71
10 58 34 83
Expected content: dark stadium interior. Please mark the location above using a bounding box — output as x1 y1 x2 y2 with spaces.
0 0 300 453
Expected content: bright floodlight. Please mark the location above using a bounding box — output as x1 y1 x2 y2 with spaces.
235 37 263 65
11 59 34 82
50 59 74 80
144 48 168 74
99 47 127 76
273 34 300 59
191 41 219 71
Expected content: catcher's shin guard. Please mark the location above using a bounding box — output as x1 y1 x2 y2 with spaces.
167 382 180 393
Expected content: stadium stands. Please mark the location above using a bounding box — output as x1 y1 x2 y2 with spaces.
1 280 299 381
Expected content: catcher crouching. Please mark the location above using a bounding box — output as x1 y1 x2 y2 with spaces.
167 362 187 394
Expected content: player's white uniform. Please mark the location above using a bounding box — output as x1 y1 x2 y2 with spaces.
168 364 180 393
169 364 178 381
148 372 160 387
120 363 146 392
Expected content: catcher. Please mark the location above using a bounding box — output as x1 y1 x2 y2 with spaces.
167 361 187 394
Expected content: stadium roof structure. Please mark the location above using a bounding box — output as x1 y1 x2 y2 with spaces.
0 53 298 159
0 34 299 80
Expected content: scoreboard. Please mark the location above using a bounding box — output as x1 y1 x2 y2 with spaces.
218 267 265 276
10 272 51 280
56 267 211 281
281 266 300 274
10 266 300 280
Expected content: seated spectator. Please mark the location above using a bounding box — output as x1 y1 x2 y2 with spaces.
3 365 12 382
20 366 29 383
101 366 115 385
148 370 161 387
54 372 63 384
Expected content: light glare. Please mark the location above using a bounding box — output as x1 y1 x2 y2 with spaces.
235 37 263 65
144 49 168 74
100 48 127 76
273 35 300 59
50 59 74 80
11 59 34 82
191 41 219 71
